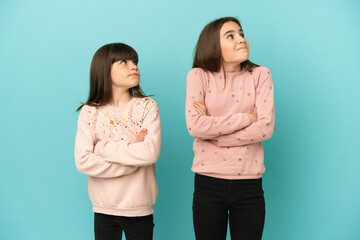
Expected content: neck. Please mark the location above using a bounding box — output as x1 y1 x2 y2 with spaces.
220 63 241 73
110 87 132 108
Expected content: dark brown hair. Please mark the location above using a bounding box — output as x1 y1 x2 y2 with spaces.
193 17 259 73
77 43 147 111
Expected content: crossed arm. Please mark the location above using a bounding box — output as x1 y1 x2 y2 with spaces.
186 68 275 146
74 102 161 178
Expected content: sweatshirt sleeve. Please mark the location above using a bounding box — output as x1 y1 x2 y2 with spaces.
94 99 161 167
217 68 275 147
74 106 138 178
185 68 251 140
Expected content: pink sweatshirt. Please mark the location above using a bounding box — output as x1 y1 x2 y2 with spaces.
185 67 275 179
74 97 161 217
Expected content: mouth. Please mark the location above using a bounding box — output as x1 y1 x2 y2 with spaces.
236 46 247 51
129 73 140 77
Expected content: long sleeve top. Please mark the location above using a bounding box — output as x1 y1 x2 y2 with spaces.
74 97 161 216
185 67 275 179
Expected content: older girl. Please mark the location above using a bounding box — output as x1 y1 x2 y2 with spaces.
186 17 275 240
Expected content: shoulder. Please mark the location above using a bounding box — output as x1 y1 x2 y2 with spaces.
187 68 213 86
187 67 212 78
251 66 272 78
79 104 97 117
188 67 205 75
250 67 274 91
134 98 160 121
78 104 98 126
135 97 159 111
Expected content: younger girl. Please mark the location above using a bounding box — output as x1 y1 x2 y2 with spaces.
75 43 161 240
186 17 275 240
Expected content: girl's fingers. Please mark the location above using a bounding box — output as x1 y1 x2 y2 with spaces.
193 102 205 110
140 130 148 138
194 101 205 107
198 102 206 111
194 101 206 115
194 104 202 113
194 106 205 115
135 129 148 142
194 104 201 111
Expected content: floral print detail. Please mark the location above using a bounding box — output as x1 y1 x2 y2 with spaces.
82 98 157 143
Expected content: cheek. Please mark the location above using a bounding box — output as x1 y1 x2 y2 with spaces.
221 44 233 60
110 71 115 82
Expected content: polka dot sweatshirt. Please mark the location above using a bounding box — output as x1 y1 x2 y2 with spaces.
185 67 275 179
74 97 161 217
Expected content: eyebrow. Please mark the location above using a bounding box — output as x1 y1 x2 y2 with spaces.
223 29 243 37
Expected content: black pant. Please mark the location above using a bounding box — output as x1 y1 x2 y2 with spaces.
94 213 154 240
193 174 265 240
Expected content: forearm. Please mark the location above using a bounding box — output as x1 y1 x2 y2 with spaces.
217 118 275 147
186 112 251 139
96 103 162 167
185 68 251 139
75 148 138 178
94 135 161 167
217 67 276 147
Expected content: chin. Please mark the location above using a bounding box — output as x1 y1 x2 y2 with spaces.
131 82 139 88
131 79 139 84
240 56 249 62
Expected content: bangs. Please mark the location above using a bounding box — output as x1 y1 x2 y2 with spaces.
111 43 138 64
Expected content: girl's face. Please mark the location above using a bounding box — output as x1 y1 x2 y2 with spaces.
219 21 249 72
110 60 140 90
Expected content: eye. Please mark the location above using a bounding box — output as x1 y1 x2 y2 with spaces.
238 29 245 37
120 60 127 64
227 34 234 39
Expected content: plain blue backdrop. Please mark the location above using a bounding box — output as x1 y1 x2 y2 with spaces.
1 0 359 239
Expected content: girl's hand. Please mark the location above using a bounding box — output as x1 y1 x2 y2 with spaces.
135 129 148 143
193 101 207 116
247 113 258 124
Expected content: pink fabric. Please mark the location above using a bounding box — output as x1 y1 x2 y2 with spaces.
185 67 275 179
74 97 161 216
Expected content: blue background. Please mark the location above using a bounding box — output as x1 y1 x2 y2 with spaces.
1 0 359 239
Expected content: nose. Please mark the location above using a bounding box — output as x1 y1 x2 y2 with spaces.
237 35 245 44
129 61 138 71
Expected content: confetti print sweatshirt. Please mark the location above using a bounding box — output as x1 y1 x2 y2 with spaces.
75 97 161 217
185 67 275 179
